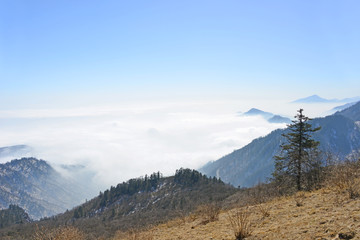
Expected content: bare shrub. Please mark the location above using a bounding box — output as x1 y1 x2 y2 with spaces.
257 203 270 218
294 191 305 207
32 225 85 240
54 226 85 240
128 228 154 240
251 192 270 218
188 213 197 222
195 203 221 224
112 228 154 240
32 225 50 240
227 209 252 240
327 159 360 199
252 195 270 218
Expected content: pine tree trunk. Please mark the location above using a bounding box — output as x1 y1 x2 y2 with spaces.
297 158 301 191
297 110 304 191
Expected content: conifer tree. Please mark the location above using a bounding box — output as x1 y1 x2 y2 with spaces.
273 109 321 191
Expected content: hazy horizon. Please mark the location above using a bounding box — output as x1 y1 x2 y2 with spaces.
0 97 350 189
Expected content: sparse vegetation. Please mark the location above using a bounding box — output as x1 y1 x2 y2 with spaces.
294 191 305 207
112 228 154 240
250 185 271 218
195 203 221 224
32 225 85 240
327 157 360 199
227 209 252 240
257 202 270 218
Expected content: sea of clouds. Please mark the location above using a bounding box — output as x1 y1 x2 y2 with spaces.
0 99 339 191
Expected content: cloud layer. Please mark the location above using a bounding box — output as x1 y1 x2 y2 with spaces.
0 99 336 190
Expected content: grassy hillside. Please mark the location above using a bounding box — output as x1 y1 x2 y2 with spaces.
112 160 360 240
131 186 360 240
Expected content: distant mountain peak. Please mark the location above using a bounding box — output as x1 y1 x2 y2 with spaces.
293 95 360 104
245 108 267 114
292 95 333 103
243 108 273 119
242 108 291 124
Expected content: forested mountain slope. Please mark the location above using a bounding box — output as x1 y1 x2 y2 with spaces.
200 103 360 187
0 169 236 239
0 205 31 229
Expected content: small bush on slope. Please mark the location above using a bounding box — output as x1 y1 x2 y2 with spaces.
227 209 252 240
326 157 360 199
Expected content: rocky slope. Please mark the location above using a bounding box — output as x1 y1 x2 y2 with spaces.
0 158 90 220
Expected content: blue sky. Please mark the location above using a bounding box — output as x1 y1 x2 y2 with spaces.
1 0 360 108
1 0 360 187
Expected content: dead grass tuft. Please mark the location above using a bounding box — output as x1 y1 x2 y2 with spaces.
294 191 306 207
257 203 270 218
252 195 271 218
227 209 252 240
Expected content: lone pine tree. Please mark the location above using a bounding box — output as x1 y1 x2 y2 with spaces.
273 109 321 191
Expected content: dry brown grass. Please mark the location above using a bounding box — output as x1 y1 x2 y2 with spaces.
31 163 360 240
112 228 154 240
121 184 360 240
32 225 85 240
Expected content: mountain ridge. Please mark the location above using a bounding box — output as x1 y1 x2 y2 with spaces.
292 95 360 103
0 168 236 239
200 102 360 187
